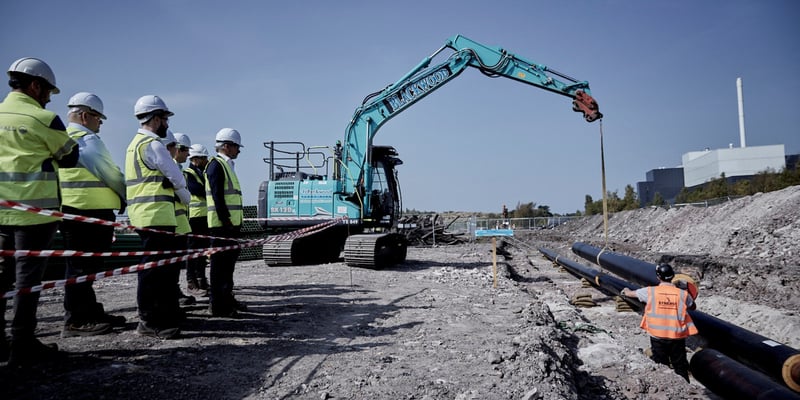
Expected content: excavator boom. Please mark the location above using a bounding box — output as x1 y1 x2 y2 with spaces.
260 34 602 268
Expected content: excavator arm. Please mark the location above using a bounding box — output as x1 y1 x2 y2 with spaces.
341 34 602 196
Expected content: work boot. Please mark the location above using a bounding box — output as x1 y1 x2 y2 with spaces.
8 338 64 368
97 313 127 327
136 321 180 340
178 292 196 306
61 321 112 338
187 279 208 297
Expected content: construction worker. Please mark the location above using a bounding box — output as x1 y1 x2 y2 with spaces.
59 92 127 338
126 95 190 339
621 263 698 382
0 57 78 366
205 128 244 317
185 144 210 296
170 132 196 306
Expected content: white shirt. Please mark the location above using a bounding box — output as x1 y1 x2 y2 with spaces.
137 128 190 205
68 122 125 200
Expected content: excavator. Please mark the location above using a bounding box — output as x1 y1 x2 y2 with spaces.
257 34 602 268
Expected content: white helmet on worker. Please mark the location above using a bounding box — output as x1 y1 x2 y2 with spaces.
215 128 243 147
134 95 173 123
7 57 59 94
188 144 209 158
67 92 107 119
173 132 191 148
160 129 177 146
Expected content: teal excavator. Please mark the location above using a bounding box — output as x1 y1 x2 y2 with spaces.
257 34 602 268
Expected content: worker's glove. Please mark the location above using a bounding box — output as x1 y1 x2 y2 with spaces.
674 280 688 290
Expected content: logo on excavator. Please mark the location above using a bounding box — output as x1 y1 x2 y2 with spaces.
383 66 452 113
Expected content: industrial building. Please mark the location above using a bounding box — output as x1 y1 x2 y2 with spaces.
637 78 797 207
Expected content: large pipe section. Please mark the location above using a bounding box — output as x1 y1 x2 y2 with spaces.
570 242 800 392
571 241 659 287
690 349 800 400
539 247 642 309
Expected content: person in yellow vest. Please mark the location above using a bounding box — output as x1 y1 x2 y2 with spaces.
205 128 244 317
0 57 78 367
621 263 698 382
185 144 210 296
126 95 190 339
169 132 196 306
59 92 127 338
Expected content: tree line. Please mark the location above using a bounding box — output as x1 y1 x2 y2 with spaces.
406 162 800 218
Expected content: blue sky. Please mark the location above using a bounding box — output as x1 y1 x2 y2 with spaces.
3 0 798 214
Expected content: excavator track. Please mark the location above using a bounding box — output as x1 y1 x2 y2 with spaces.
344 233 407 269
263 227 346 266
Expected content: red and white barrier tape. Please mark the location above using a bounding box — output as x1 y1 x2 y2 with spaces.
0 199 347 297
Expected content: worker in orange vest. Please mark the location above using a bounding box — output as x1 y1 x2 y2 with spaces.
621 263 698 382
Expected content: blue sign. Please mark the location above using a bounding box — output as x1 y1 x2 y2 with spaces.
475 229 514 237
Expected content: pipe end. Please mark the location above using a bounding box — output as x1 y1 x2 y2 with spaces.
784 353 800 392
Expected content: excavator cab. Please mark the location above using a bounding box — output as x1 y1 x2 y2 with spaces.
364 145 403 229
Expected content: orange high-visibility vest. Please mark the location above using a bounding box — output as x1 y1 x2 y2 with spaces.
640 284 698 339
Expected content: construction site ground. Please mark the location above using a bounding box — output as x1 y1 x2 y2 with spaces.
2 185 799 399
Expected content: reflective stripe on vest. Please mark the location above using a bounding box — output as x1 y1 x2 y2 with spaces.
0 92 75 225
59 127 121 210
174 161 191 234
640 285 698 339
125 133 176 227
184 167 207 218
206 156 242 228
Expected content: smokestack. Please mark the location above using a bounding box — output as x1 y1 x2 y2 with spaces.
737 77 746 148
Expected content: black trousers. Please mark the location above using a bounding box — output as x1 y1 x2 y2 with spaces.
208 225 241 311
61 207 115 325
186 216 209 283
650 336 690 382
136 226 181 328
0 222 58 340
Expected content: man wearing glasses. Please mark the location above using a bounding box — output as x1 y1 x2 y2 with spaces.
126 95 190 339
59 92 127 338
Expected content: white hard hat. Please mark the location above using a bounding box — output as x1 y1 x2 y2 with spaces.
173 132 191 148
134 95 173 122
8 57 59 94
215 128 243 147
68 92 106 119
188 144 209 158
160 129 177 146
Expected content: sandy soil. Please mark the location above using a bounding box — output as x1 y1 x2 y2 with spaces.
1 186 799 399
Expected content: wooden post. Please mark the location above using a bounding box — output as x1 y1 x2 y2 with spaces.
492 237 498 288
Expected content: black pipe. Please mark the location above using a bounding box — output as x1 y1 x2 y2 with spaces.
690 349 800 400
571 242 659 287
569 242 800 393
539 247 643 309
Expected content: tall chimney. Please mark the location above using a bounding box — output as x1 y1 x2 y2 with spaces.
737 77 746 148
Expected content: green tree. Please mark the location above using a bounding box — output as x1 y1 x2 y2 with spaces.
649 192 666 207
621 184 639 210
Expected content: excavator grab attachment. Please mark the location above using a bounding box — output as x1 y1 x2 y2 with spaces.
572 90 603 122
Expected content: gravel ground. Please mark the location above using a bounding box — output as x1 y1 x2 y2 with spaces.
1 186 799 399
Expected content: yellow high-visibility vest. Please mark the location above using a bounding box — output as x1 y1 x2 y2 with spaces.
205 156 242 228
0 92 76 225
59 127 121 210
184 166 207 218
125 133 175 227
